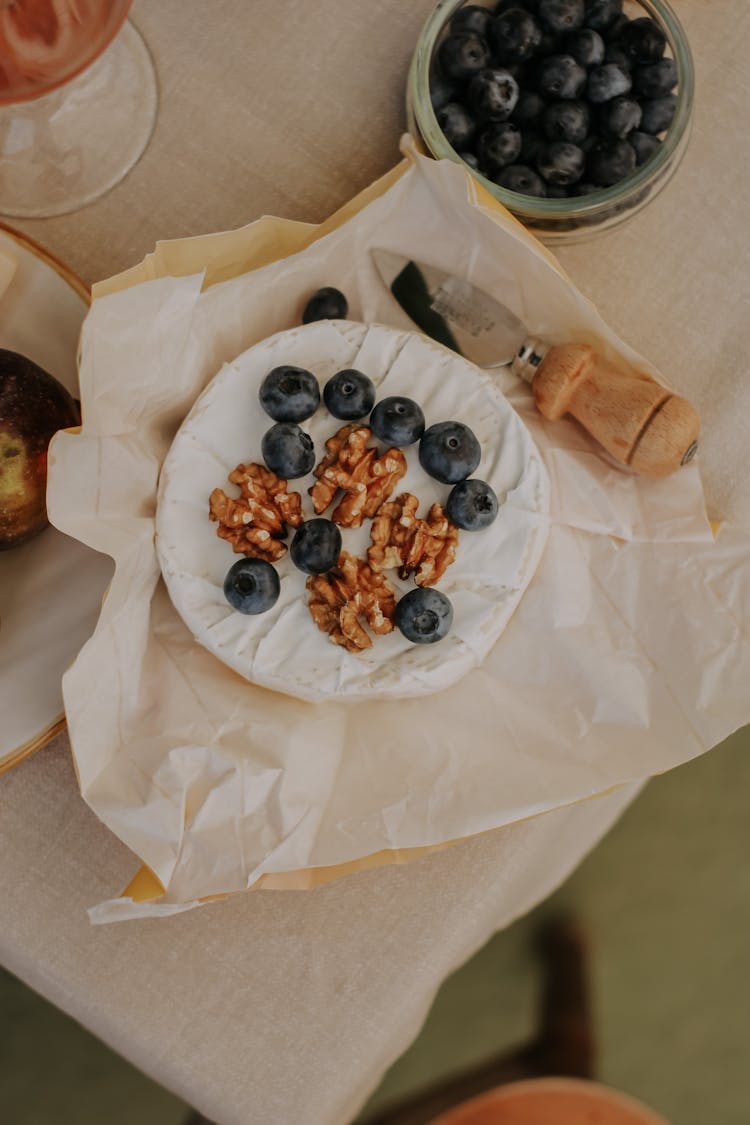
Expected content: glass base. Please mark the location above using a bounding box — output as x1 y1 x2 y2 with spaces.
0 21 157 219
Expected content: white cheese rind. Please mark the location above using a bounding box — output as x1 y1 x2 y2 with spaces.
156 321 549 701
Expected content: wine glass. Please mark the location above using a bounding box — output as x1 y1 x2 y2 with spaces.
0 0 157 217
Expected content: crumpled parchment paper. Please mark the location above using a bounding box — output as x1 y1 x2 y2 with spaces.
47 144 750 921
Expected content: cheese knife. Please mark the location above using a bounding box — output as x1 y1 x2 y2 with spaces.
371 249 699 478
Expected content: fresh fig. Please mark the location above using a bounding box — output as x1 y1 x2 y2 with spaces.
0 349 80 550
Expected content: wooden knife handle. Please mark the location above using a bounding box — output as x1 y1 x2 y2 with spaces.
532 343 700 478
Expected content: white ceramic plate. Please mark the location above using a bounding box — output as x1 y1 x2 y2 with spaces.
0 226 113 772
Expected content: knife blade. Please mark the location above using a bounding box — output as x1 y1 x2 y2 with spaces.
372 249 535 371
371 248 700 478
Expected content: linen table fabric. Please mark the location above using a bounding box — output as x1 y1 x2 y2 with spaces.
1 1 749 1123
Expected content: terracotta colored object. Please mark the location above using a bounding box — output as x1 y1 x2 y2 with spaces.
428 1078 670 1125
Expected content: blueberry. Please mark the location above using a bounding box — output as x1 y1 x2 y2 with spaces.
602 11 630 41
446 478 499 530
588 138 636 185
536 27 564 57
495 0 540 12
419 421 481 484
261 422 315 478
394 587 453 645
583 0 622 33
599 94 641 138
259 365 320 423
459 150 481 170
603 43 631 72
537 140 585 184
574 181 601 194
537 54 587 99
543 99 589 143
491 9 543 62
511 89 546 127
370 396 425 446
477 121 522 170
290 519 342 575
629 129 661 166
638 93 677 134
223 558 280 615
496 163 547 196
619 17 666 64
545 182 570 197
323 368 376 420
451 4 494 38
430 73 459 112
303 287 348 323
438 33 491 81
538 0 585 34
586 62 631 102
467 68 520 121
564 27 604 66
633 58 677 98
519 128 545 164
436 102 478 149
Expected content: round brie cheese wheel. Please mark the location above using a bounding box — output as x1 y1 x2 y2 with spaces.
156 321 549 702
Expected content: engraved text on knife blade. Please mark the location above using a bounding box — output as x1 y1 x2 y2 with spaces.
429 277 504 339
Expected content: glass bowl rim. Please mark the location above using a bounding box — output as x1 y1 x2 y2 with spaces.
407 0 694 220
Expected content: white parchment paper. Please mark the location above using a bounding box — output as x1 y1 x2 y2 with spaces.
47 148 750 920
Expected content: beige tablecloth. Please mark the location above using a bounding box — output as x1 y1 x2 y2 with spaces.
1 3 748 1123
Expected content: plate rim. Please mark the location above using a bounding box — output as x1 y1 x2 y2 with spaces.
0 222 90 773
0 222 90 304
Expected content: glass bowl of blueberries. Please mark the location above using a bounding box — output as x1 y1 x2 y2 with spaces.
407 0 694 241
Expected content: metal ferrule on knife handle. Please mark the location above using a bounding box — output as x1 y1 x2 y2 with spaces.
512 337 550 384
514 341 700 478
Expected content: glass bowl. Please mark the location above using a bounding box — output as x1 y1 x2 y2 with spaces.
407 0 694 243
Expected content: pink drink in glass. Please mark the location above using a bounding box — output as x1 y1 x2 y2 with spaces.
0 0 132 104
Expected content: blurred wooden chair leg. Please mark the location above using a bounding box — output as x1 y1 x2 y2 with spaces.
363 916 594 1125
530 916 595 1079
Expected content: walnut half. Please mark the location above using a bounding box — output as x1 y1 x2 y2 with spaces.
209 462 303 562
368 492 459 587
309 424 407 528
307 552 396 652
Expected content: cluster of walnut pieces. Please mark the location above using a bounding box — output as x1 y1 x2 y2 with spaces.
209 462 303 562
309 423 407 528
368 492 459 588
307 552 396 653
209 424 462 653
306 491 459 653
